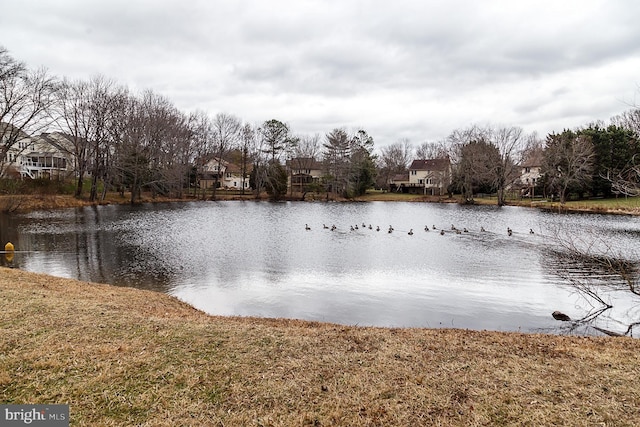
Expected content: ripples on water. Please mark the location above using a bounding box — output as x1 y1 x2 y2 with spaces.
2 201 639 336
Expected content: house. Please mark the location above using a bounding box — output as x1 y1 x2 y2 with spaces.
1 126 74 179
391 158 451 195
518 149 544 197
221 161 251 190
18 132 75 179
198 156 251 190
286 157 325 192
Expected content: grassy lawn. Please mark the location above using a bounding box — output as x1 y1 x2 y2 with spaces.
2 268 640 426
562 196 640 211
507 197 640 215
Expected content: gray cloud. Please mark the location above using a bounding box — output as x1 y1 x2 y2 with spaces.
2 0 640 148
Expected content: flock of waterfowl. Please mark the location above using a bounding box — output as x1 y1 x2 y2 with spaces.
305 223 536 236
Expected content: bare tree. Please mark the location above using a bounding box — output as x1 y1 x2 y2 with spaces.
378 140 413 190
611 108 640 138
492 126 525 206
157 109 192 199
89 79 130 202
448 125 496 202
542 130 595 204
0 47 24 81
54 78 91 195
521 132 544 159
544 226 640 336
447 125 490 162
447 125 525 205
113 92 147 203
606 157 640 196
0 47 57 177
389 138 413 165
54 75 124 199
290 133 321 197
144 92 190 200
238 123 256 195
456 139 501 202
415 140 449 160
187 110 214 199
210 112 241 199
250 129 269 199
112 90 184 204
607 108 640 196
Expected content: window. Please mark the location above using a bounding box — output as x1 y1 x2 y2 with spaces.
411 170 417 175
418 179 423 184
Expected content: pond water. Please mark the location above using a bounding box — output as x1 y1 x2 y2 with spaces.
1 201 639 336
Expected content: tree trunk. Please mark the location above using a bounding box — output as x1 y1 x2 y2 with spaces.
90 174 99 202
75 172 84 198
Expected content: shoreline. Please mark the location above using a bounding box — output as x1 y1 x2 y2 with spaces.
2 192 640 216
2 267 640 425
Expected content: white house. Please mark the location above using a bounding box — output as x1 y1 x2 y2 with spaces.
400 158 451 195
1 125 74 179
519 149 544 197
199 156 251 190
221 161 251 190
18 132 74 179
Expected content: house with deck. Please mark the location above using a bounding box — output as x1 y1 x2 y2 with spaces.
1 127 74 179
286 157 325 192
19 133 74 179
390 158 451 195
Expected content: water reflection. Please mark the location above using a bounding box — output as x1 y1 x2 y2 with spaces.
1 201 639 335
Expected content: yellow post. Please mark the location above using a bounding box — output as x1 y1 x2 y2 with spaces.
4 242 14 263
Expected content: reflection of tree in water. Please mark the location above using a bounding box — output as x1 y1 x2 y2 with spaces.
542 230 640 337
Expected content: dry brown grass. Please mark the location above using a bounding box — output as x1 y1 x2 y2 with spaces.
354 192 457 203
2 268 640 426
0 193 237 213
0 194 120 213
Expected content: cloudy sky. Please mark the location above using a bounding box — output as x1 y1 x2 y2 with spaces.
2 0 639 148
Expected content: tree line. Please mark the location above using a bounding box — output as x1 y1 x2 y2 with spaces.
0 47 379 202
2 46 640 204
379 115 640 205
